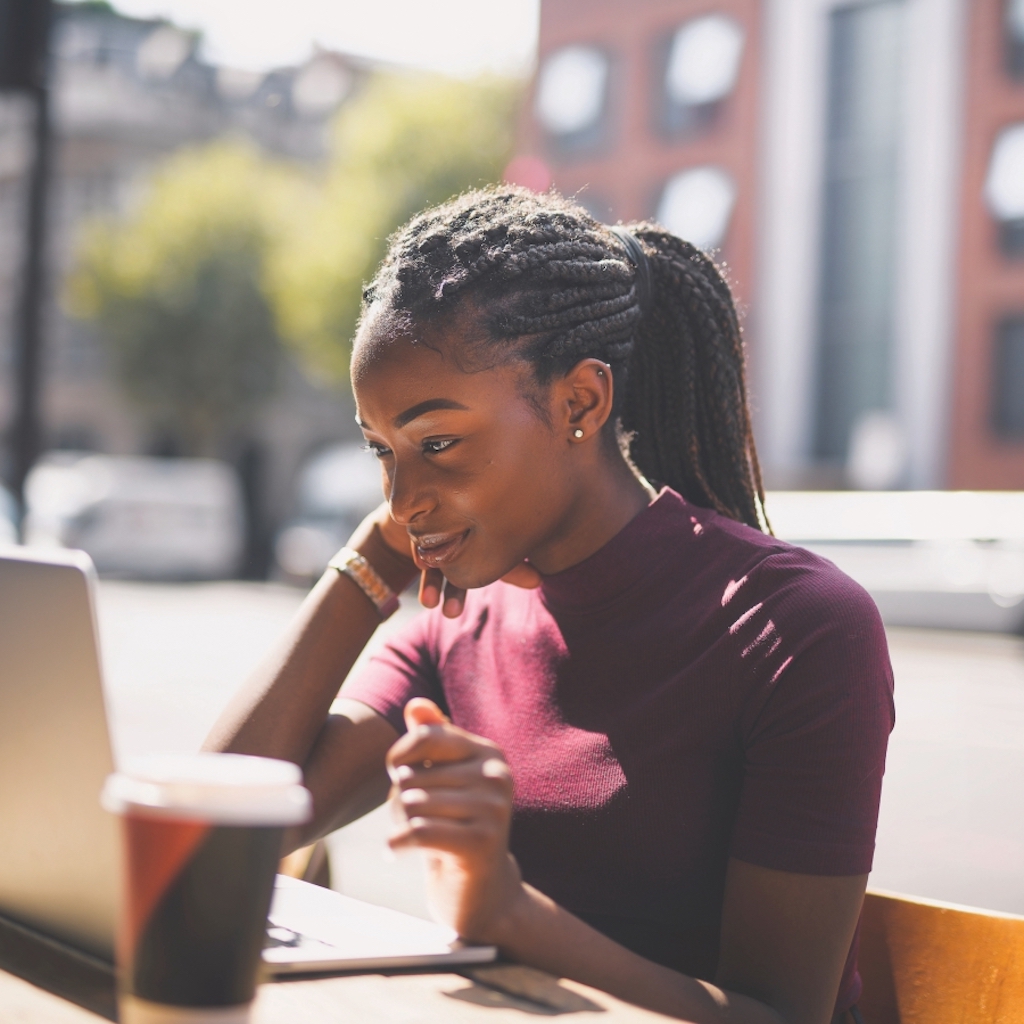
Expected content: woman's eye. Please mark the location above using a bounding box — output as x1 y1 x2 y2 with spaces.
363 442 391 459
423 438 458 454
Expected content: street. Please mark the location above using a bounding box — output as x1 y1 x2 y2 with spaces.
94 580 1024 921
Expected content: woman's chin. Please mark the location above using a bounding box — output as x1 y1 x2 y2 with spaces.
441 557 515 593
442 567 500 591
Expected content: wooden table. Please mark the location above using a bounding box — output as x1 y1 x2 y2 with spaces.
0 912 673 1022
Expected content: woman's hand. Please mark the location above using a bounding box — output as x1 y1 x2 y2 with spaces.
355 502 542 619
386 698 525 942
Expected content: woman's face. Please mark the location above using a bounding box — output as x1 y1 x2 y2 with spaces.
351 315 583 589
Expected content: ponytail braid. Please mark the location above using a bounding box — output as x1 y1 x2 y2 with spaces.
624 226 769 530
361 186 769 532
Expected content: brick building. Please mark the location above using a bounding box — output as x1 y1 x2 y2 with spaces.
514 0 1024 490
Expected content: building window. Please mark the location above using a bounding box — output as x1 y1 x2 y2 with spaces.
993 317 1024 437
657 15 744 138
1006 0 1024 78
813 0 905 462
985 122 1024 258
656 166 736 251
291 58 352 119
135 25 192 82
535 45 610 154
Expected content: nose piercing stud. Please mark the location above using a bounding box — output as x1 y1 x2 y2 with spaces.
573 428 584 439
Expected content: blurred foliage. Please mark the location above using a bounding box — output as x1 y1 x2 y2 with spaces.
68 142 305 454
266 73 520 382
69 71 521 429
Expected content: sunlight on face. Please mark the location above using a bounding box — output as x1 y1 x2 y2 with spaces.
351 319 576 590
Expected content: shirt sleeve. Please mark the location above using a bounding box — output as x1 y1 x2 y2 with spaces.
339 609 447 735
727 550 896 876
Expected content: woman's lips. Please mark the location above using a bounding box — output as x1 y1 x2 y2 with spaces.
413 529 469 567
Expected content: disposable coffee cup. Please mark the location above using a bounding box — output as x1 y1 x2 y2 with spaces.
102 753 312 1024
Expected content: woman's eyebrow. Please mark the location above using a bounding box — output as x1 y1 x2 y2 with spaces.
393 399 469 428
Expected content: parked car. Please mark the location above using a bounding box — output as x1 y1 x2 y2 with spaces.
24 452 246 579
274 442 383 584
768 490 1024 633
0 482 16 546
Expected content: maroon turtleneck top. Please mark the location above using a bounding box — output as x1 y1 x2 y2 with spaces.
342 488 895 1012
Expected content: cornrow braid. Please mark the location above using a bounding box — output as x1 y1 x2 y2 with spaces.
361 185 769 532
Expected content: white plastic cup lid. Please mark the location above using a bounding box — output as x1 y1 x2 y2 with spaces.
102 752 312 826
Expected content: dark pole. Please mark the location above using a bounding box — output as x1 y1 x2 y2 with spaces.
10 79 51 536
1 0 53 538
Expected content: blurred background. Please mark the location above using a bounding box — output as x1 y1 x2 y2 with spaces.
2 0 1024 922
0 0 530 578
0 0 1022 588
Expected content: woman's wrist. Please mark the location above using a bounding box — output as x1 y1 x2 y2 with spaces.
475 856 535 949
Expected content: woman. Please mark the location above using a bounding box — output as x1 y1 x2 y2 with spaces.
208 187 894 1024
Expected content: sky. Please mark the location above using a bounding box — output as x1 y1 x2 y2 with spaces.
94 0 541 77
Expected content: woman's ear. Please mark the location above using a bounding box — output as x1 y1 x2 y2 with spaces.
559 359 614 445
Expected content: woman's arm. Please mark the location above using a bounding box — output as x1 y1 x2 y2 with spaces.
387 700 866 1024
714 860 866 1024
203 501 540 849
203 507 418 846
471 865 864 1024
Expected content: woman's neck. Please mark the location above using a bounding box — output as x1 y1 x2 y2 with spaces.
528 454 653 577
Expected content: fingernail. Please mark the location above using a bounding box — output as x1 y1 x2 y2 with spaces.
481 758 509 779
400 788 427 805
443 597 462 617
389 764 414 783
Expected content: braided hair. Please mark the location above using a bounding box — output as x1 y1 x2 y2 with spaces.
361 185 769 532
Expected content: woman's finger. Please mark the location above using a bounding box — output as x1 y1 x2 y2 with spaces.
403 697 448 730
388 818 497 855
418 570 466 615
418 567 445 608
441 578 467 618
386 721 486 771
389 760 511 794
396 787 502 822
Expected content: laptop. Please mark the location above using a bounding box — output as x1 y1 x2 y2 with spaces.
0 546 495 974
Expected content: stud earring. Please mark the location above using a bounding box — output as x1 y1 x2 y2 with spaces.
573 428 584 439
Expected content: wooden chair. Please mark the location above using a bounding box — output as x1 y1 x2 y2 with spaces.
858 889 1024 1024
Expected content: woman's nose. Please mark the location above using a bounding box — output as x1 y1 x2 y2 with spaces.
386 462 436 526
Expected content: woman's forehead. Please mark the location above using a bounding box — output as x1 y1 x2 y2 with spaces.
352 301 511 383
352 321 540 428
353 330 447 388
351 315 461 399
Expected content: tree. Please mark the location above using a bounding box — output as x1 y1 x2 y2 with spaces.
69 72 522 428
68 142 303 455
267 72 520 383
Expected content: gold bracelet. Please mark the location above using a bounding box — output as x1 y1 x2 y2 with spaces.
327 547 400 620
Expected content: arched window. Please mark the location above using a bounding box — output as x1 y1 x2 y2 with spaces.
659 15 744 137
656 166 736 252
985 122 1024 257
535 45 610 153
